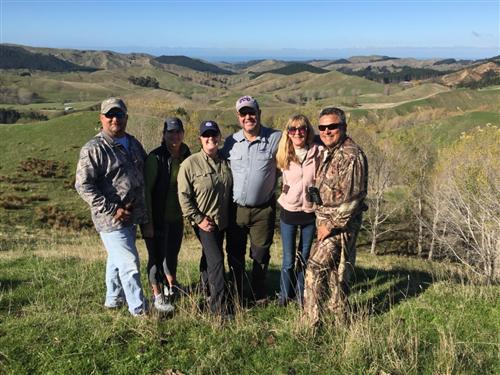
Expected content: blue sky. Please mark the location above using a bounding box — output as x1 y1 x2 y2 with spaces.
1 0 499 60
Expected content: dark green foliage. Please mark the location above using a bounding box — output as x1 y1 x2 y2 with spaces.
128 75 160 88
0 108 20 124
0 45 97 72
19 111 48 122
252 63 328 77
433 58 457 65
338 65 451 83
154 55 234 75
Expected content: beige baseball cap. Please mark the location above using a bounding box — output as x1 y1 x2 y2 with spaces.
100 97 127 114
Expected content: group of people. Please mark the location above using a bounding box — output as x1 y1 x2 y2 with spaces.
75 95 368 327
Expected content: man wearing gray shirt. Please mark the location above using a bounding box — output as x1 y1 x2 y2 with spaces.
222 96 281 302
75 97 148 316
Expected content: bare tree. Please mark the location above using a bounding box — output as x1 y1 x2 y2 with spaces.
427 125 500 282
365 140 398 254
432 179 499 282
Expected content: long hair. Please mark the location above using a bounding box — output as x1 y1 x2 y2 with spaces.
276 114 315 170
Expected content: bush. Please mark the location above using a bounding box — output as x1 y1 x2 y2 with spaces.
0 108 21 124
128 75 160 89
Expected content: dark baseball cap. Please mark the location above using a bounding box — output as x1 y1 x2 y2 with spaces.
164 117 184 132
199 120 220 136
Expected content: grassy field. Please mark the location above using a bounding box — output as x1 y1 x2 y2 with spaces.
1 232 499 374
1 64 499 373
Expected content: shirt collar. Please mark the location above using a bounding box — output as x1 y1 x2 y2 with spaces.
234 126 268 143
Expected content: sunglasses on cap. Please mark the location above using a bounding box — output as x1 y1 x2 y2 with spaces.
318 122 343 132
238 107 257 117
104 112 126 119
288 126 307 135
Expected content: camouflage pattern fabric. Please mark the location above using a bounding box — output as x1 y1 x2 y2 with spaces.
75 131 148 232
303 136 368 326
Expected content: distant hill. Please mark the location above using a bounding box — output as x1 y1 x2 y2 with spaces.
433 58 472 66
440 62 500 88
252 63 329 77
0 45 97 72
338 65 451 83
331 58 351 64
153 55 234 75
242 60 289 73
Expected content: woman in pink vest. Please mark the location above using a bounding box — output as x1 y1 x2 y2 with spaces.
276 114 321 307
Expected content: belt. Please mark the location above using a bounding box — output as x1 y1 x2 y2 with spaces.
237 195 275 209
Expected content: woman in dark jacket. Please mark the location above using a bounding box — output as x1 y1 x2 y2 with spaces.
142 117 190 313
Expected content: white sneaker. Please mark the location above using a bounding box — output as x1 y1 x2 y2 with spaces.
164 287 174 297
153 295 174 313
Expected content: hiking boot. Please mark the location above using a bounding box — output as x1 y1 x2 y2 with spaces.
153 295 174 313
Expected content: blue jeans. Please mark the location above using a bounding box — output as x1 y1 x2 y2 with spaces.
100 225 147 315
279 220 315 304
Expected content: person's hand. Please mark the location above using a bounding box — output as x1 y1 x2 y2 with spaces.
114 207 131 223
198 216 215 232
317 225 331 242
141 222 154 238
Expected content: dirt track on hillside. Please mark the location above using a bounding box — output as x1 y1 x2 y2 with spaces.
359 89 449 109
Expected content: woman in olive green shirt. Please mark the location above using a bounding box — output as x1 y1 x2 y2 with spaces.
178 120 232 317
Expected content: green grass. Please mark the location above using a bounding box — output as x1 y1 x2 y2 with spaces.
1 234 498 374
390 111 500 146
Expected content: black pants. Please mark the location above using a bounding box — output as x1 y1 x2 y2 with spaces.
226 200 276 300
195 227 227 314
145 221 184 286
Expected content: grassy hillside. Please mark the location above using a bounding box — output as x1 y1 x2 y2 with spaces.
1 234 498 374
154 55 234 75
0 112 99 231
1 47 499 373
0 45 97 72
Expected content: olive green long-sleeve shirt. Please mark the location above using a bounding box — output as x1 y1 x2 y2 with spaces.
177 151 232 230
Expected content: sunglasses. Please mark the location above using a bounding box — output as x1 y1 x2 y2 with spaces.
238 108 257 117
104 112 126 119
318 123 343 132
201 130 219 138
288 126 307 135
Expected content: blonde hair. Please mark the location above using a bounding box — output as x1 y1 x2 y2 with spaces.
276 114 315 170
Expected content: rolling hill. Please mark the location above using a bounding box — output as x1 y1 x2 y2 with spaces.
0 45 98 72
251 63 329 77
153 55 234 75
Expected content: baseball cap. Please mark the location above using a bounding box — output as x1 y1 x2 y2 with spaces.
164 117 184 132
235 95 259 113
199 120 220 136
100 97 127 114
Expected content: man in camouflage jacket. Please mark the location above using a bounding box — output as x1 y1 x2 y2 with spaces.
75 97 148 316
303 107 368 327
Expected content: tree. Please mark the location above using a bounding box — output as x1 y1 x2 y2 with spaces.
362 134 398 254
398 131 437 256
428 125 500 283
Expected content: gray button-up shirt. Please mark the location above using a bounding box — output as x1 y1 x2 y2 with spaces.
222 125 281 207
75 131 148 233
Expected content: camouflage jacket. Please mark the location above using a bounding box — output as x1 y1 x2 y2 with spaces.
315 136 368 233
75 131 148 232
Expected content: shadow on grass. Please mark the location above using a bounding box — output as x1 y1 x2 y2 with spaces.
351 266 434 315
0 278 30 316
